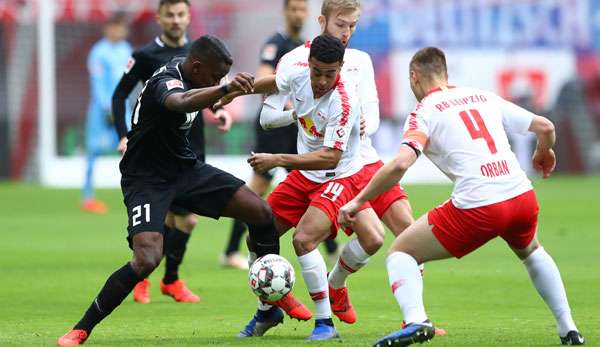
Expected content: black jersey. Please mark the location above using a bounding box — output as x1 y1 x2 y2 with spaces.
259 32 304 69
120 57 199 180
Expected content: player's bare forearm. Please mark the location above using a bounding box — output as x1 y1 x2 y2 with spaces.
529 115 555 150
276 148 342 171
355 146 417 204
253 75 278 95
166 86 228 113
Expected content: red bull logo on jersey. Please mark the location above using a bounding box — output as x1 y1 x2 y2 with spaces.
298 116 323 138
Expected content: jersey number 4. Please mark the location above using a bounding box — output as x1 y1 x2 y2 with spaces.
459 109 497 154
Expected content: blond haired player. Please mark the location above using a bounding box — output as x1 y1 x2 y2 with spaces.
339 47 585 347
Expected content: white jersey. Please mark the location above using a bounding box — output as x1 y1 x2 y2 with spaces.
275 41 380 164
272 63 362 183
403 86 534 208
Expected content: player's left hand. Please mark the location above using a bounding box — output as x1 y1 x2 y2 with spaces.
532 147 556 178
248 152 278 173
214 108 232 133
360 115 366 138
338 199 362 228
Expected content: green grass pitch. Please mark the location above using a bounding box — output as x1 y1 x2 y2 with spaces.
0 176 598 346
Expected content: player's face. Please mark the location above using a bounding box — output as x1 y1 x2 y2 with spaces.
309 57 342 98
104 23 128 43
157 2 191 42
319 8 360 46
284 0 308 33
190 60 231 89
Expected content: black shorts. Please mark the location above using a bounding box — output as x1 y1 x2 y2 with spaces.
121 161 245 247
253 116 297 180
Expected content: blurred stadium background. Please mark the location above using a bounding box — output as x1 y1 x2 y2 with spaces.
1 0 599 186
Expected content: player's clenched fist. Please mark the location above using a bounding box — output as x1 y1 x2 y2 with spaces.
338 199 362 228
247 152 278 174
532 148 556 179
227 72 254 94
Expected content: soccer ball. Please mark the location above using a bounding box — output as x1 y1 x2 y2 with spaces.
248 254 295 302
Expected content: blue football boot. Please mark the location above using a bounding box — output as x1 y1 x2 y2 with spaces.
237 306 284 337
372 320 435 347
307 318 340 340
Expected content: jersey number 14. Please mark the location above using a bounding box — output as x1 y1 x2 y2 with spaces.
459 109 497 154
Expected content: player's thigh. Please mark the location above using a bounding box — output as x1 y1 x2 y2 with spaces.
248 172 272 196
176 162 246 220
351 207 385 255
294 206 336 251
121 177 174 249
388 213 452 264
381 198 414 237
510 232 541 260
173 213 198 234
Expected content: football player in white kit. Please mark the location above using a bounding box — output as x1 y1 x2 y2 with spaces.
259 0 417 327
234 34 384 340
339 47 585 347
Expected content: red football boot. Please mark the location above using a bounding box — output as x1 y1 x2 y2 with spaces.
160 279 200 303
329 286 357 324
80 199 107 214
267 292 312 321
57 329 88 346
133 278 150 304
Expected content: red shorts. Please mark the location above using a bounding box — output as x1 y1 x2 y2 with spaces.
428 190 539 258
267 170 369 239
358 161 409 217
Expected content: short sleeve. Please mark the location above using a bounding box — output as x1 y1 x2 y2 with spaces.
275 64 293 94
495 94 535 135
153 74 185 106
259 35 281 68
402 102 430 152
323 87 358 151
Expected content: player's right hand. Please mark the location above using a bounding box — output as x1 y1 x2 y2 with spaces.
227 72 254 94
117 137 128 155
532 147 556 178
338 199 362 228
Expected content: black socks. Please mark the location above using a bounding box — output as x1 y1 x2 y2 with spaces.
225 219 247 256
74 263 141 333
163 227 190 284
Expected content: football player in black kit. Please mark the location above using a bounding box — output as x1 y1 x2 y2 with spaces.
223 0 341 269
113 0 231 304
57 35 281 347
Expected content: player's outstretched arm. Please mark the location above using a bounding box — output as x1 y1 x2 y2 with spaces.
214 75 278 109
338 145 417 226
248 147 341 173
166 72 254 113
529 115 556 178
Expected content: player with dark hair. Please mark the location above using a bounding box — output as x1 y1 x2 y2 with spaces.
57 35 281 347
112 0 230 304
222 0 341 269
339 47 584 347
223 34 385 340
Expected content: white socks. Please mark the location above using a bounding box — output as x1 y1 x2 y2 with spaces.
298 249 331 320
523 247 577 336
328 239 370 289
386 252 428 324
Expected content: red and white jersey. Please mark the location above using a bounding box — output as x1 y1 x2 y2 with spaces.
403 86 534 208
275 41 380 164
272 63 362 183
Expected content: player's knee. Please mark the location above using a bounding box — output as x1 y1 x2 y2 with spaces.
292 233 318 255
182 214 198 233
250 201 274 226
132 251 161 278
360 233 384 255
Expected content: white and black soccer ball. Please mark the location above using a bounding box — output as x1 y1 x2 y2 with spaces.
248 254 295 302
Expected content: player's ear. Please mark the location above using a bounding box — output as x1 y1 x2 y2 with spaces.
318 15 326 32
